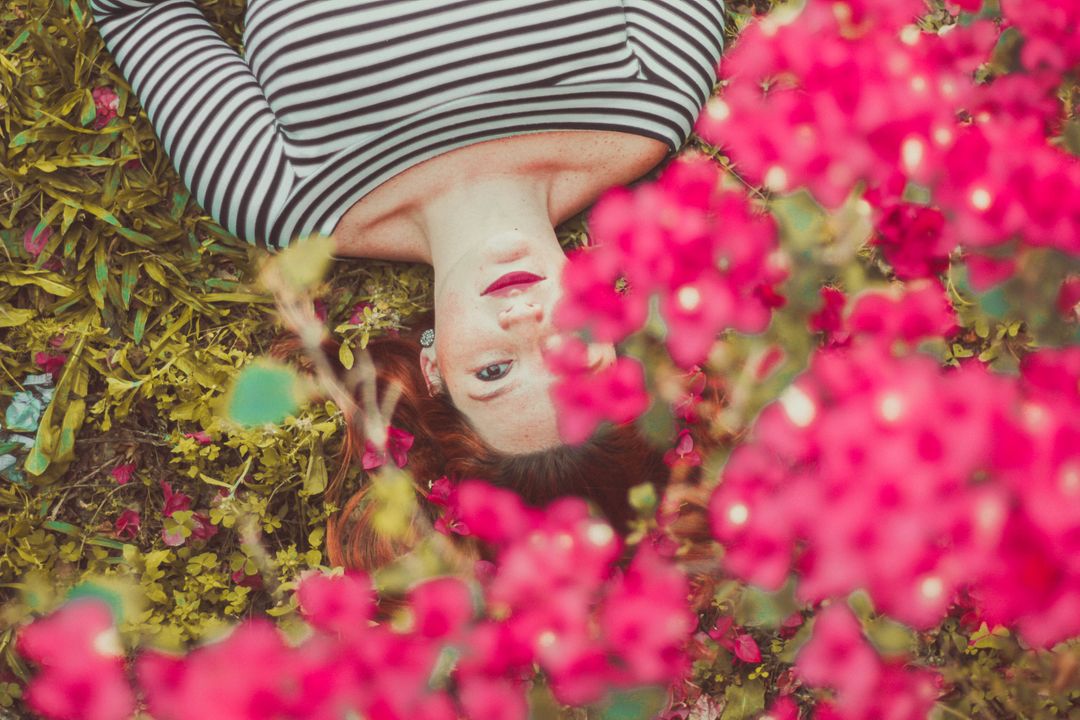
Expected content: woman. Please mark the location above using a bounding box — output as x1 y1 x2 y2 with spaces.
90 0 726 566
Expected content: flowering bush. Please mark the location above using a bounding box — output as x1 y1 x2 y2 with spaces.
6 0 1080 718
17 485 694 720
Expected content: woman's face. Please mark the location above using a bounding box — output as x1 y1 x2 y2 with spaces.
423 231 612 453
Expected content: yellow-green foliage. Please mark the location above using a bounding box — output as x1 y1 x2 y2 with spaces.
0 0 433 680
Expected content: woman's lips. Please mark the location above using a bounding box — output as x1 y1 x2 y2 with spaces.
482 271 545 296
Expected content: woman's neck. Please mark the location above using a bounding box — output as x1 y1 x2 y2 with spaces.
419 172 559 288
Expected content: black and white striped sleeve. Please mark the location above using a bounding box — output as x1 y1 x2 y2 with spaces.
623 0 726 110
90 0 296 248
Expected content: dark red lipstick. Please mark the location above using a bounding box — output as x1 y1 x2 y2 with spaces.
482 271 544 296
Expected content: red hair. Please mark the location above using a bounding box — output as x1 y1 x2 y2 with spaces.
273 320 669 572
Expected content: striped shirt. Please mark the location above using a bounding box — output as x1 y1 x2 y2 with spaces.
90 0 726 250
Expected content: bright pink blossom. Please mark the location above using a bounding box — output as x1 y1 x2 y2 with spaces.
361 426 414 470
296 570 376 641
797 605 940 720
34 351 66 381
17 600 135 720
872 203 954 280
409 577 474 640
556 157 783 368
551 356 650 445
846 280 958 347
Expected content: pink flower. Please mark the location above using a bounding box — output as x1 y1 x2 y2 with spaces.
555 244 650 345
763 696 800 720
91 86 119 129
23 226 53 257
872 203 954 280
846 280 958 347
191 512 218 541
1056 276 1080 321
361 425 414 470
312 299 328 322
160 480 192 517
183 430 212 445
34 351 66 381
296 570 375 640
110 463 136 485
427 476 455 507
457 676 528 720
231 569 264 590
709 616 762 664
663 429 702 468
451 480 539 545
17 600 135 720
409 577 474 640
796 605 883 710
114 509 141 540
551 356 650 445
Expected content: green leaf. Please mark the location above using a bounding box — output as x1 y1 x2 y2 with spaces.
133 306 149 345
0 270 74 297
0 304 36 328
338 341 354 370
370 468 418 539
223 360 303 426
120 257 138 309
628 482 658 516
43 520 79 536
274 234 336 292
595 687 667 720
304 447 328 496
720 679 766 720
56 399 85 463
734 580 799 629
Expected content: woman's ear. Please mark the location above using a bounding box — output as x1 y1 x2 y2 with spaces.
419 346 442 396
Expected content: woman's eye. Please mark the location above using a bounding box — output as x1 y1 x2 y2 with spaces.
475 361 511 382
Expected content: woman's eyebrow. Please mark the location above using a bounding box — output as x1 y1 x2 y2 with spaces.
467 381 518 402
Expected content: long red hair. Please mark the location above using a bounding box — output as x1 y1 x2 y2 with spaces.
272 321 670 572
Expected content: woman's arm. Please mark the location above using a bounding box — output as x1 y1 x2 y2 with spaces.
90 0 296 248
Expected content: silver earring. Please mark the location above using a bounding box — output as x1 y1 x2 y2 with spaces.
419 328 435 348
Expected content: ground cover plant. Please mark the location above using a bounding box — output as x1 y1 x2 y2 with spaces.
1 0 1079 718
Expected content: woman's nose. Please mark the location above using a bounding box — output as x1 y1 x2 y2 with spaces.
498 302 543 330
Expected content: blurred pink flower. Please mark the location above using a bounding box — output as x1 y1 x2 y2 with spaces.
872 203 953 280
409 577 474 640
17 600 135 720
663 429 702 468
552 356 650 445
361 425 414 470
296 570 375 640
